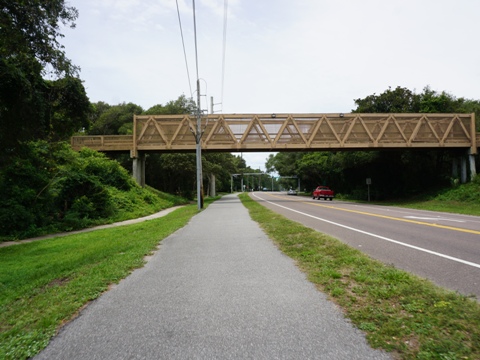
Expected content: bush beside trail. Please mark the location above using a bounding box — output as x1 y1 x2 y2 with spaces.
0 141 188 241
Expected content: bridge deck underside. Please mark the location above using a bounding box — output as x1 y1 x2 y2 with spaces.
71 113 477 154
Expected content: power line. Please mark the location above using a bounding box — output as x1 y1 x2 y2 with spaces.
175 0 193 98
220 0 228 107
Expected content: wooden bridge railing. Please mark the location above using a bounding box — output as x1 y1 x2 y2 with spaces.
71 113 478 155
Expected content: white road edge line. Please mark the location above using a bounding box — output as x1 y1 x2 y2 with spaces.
252 193 480 269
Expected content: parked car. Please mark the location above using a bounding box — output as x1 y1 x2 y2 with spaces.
312 186 334 200
287 188 297 195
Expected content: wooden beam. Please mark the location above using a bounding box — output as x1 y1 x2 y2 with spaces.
71 113 478 154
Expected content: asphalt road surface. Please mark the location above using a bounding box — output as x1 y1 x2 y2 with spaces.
251 192 480 299
35 194 390 360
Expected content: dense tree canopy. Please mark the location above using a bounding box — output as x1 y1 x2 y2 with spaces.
89 102 143 135
86 96 254 198
144 95 196 116
353 86 421 113
267 86 480 200
0 0 79 76
0 0 90 163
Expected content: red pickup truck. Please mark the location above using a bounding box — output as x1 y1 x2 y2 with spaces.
312 186 334 201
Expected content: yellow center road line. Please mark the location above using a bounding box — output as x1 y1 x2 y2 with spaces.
263 193 480 235
303 201 480 235
253 193 480 269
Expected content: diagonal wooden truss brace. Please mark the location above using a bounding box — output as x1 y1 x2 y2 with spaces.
74 113 478 154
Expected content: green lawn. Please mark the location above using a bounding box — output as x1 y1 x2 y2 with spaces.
0 204 200 360
2 193 480 360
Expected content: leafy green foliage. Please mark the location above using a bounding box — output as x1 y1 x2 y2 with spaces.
0 141 185 240
267 86 480 200
0 57 48 159
143 95 196 115
0 1 88 162
89 102 143 135
353 86 421 113
0 58 90 160
46 77 92 141
0 0 79 76
78 148 135 190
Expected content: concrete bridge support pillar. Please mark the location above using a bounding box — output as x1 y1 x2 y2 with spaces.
209 173 216 197
452 152 477 183
132 152 146 187
461 156 467 184
469 151 477 181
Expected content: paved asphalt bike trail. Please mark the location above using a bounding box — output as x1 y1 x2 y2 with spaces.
35 194 390 360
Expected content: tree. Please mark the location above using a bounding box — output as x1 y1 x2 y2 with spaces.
353 86 421 113
266 87 479 199
0 0 79 77
144 95 196 115
266 153 302 177
0 1 84 162
351 86 476 198
419 87 465 113
203 153 239 194
0 57 48 156
296 152 342 190
88 102 143 135
141 96 198 197
145 153 196 199
46 77 92 141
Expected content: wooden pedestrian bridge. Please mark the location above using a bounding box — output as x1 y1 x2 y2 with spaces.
72 113 478 155
71 113 478 186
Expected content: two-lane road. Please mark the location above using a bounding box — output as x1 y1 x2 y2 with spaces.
250 192 480 299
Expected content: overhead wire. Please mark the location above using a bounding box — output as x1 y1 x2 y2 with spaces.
175 0 193 99
176 0 228 113
220 0 228 109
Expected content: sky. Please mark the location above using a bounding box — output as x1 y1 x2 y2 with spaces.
61 0 480 171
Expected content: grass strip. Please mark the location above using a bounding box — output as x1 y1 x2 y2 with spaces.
239 193 480 360
0 202 209 360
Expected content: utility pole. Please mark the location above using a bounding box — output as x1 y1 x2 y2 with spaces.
196 79 204 209
192 0 203 210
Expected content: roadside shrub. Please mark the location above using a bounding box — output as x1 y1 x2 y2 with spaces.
79 148 135 190
56 172 114 220
0 141 187 240
435 175 480 203
62 196 98 230
0 142 118 239
0 142 58 238
0 198 37 238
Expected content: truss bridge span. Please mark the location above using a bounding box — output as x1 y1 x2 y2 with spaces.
72 113 478 156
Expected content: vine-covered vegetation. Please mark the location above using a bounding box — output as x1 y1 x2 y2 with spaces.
0 142 187 241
